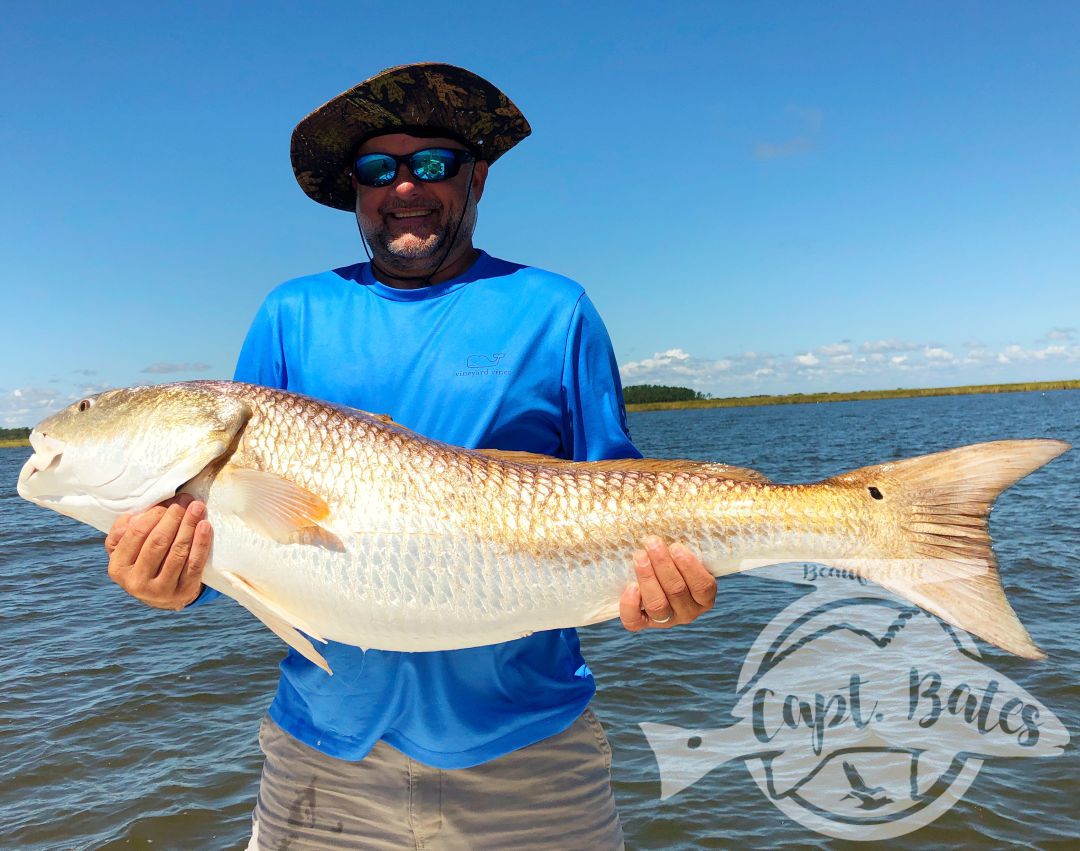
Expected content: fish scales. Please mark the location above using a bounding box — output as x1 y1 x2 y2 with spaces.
17 380 1069 671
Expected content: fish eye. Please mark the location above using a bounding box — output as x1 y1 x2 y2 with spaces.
78 399 93 412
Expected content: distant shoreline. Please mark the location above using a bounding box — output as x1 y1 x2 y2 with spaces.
625 379 1080 412
0 439 28 448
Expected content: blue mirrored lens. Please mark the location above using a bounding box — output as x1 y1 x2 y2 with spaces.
355 154 398 187
409 150 455 181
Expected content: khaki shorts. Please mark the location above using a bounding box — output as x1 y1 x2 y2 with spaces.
247 709 625 850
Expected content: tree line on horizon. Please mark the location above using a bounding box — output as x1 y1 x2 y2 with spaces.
623 384 708 404
1 427 31 440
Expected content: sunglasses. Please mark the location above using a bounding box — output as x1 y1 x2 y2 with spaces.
353 147 477 188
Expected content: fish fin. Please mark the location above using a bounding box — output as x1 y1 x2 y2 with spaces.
215 466 343 550
219 572 332 674
340 405 399 427
698 462 772 484
827 439 1069 660
474 449 772 483
219 569 328 643
253 608 333 674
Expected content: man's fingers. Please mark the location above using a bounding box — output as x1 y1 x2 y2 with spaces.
173 517 212 608
624 539 715 635
154 501 205 590
188 519 212 575
670 542 717 609
619 581 648 631
108 506 169 575
104 514 133 555
633 547 675 626
642 536 697 621
129 502 188 583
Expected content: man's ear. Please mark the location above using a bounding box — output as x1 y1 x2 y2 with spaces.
471 160 490 203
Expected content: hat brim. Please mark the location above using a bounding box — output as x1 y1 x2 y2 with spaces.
291 62 531 211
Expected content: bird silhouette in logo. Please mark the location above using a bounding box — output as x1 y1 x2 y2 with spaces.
840 761 894 810
466 353 506 369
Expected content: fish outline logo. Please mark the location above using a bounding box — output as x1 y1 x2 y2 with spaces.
640 567 1069 840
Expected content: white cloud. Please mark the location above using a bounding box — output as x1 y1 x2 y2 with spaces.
755 106 823 161
620 336 1080 397
755 137 813 160
621 348 735 387
923 347 955 362
1 381 115 428
2 387 64 427
997 343 1075 363
1046 327 1076 341
860 339 919 354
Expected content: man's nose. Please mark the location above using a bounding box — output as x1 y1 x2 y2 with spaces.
389 164 420 195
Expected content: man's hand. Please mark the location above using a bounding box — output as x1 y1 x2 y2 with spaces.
104 494 212 610
619 536 716 631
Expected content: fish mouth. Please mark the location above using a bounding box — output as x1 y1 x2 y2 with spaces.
17 431 66 497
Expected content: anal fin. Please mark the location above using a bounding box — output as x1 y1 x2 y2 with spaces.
220 570 327 643
220 569 333 675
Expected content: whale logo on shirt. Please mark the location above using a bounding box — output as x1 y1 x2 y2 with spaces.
466 353 507 369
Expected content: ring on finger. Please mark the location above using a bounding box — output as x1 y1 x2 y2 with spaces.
650 612 673 624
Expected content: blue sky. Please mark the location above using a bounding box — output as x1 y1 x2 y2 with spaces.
2 1 1078 426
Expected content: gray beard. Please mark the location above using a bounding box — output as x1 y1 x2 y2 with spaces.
370 227 446 260
360 199 478 269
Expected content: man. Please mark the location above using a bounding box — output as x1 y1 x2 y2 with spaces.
104 63 717 849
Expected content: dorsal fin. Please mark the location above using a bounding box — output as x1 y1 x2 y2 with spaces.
333 401 402 427
473 448 771 483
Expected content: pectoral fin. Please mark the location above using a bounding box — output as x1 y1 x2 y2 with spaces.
219 569 332 674
215 466 343 550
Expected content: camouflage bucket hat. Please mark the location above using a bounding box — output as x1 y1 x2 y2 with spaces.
291 62 531 211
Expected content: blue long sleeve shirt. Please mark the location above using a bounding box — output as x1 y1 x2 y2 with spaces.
220 251 639 767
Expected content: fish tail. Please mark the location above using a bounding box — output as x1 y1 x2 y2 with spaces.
828 439 1069 659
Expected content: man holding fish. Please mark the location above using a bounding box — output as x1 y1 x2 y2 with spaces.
102 63 716 848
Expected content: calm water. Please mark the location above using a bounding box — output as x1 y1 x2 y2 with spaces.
1 391 1077 849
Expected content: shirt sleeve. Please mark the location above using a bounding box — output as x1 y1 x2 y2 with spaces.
188 293 290 609
560 293 642 462
234 292 289 388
